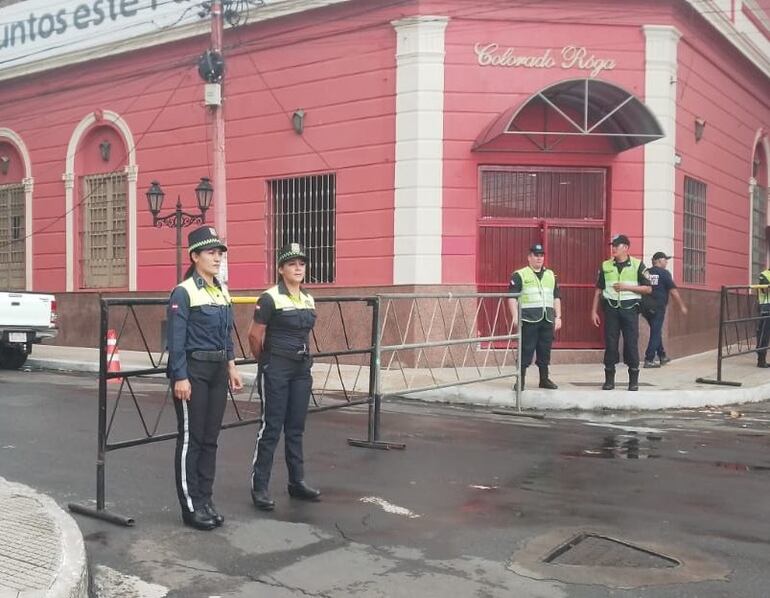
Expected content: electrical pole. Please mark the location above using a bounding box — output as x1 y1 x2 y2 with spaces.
210 0 228 282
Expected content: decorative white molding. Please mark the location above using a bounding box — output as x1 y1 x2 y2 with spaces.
391 15 449 285
0 128 34 291
64 110 137 291
749 130 770 278
643 25 681 276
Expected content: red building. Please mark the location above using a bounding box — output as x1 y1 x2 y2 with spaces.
0 0 768 353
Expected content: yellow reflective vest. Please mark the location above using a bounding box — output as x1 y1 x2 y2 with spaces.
514 266 556 323
759 269 770 305
602 257 642 308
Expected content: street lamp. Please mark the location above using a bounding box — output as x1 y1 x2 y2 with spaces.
146 177 214 283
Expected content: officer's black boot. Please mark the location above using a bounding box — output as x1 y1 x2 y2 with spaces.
251 485 275 511
602 368 615 390
758 353 770 368
538 366 558 390
628 368 640 391
204 502 224 526
181 508 217 531
288 481 321 501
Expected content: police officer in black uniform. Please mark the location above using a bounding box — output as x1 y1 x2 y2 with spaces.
590 234 652 391
167 226 243 530
247 243 320 510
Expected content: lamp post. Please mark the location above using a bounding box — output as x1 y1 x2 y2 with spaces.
146 177 214 283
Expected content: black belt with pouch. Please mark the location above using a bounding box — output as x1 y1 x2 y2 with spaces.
189 349 228 362
270 345 310 361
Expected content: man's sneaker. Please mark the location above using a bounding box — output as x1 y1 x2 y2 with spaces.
643 360 660 368
659 356 671 365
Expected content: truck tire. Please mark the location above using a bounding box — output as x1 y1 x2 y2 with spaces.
0 346 28 370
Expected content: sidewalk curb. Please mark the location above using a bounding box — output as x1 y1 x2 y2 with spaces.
26 356 770 411
0 477 88 598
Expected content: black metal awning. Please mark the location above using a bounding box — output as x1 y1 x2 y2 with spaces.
473 78 665 153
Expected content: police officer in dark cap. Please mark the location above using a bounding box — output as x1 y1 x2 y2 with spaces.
590 234 652 391
507 243 562 389
247 243 320 510
167 226 243 530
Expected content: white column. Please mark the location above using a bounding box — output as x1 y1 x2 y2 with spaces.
643 25 681 274
23 177 33 291
125 164 138 291
391 15 449 285
63 172 75 291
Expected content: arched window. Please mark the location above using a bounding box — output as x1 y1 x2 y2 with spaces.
79 126 128 289
65 111 137 291
0 133 31 290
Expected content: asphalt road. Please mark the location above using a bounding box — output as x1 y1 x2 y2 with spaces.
1 369 769 597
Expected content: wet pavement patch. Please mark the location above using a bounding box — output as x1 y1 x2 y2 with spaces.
543 533 680 568
561 432 661 459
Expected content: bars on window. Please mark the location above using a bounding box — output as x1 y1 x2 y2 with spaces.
683 176 707 286
0 183 25 290
265 173 336 284
480 167 605 220
81 173 127 289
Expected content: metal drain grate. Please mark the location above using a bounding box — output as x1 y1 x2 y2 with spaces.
544 533 679 568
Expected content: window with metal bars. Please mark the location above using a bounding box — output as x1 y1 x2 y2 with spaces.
266 173 336 284
683 177 707 286
752 184 768 281
0 183 25 290
81 173 127 289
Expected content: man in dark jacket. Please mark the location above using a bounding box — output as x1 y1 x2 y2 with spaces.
642 252 688 368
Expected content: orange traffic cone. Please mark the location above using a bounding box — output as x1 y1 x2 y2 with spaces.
106 329 122 384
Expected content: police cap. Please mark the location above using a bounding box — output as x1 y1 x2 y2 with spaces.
187 226 227 254
528 243 545 255
277 242 308 267
609 234 631 247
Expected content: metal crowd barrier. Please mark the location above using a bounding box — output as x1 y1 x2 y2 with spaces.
68 294 383 526
68 291 523 526
373 292 522 412
696 284 770 386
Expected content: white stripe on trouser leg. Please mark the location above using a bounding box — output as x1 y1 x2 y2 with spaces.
251 370 267 488
181 401 195 512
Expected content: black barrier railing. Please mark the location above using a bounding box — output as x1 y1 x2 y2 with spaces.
696 284 770 386
68 294 397 527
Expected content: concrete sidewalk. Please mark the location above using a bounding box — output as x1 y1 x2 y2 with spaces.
25 343 770 410
0 477 87 598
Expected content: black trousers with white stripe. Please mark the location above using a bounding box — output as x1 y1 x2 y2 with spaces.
174 357 228 513
252 354 313 490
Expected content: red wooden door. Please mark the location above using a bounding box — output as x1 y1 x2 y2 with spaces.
477 167 606 348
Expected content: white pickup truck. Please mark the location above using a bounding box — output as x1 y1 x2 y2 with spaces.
0 292 58 369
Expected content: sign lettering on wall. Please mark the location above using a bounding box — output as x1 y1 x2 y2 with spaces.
474 43 617 77
0 0 305 73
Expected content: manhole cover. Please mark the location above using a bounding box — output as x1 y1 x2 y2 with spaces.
544 533 679 568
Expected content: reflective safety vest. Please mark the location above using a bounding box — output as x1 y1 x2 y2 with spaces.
602 257 642 308
759 269 770 305
263 285 315 312
515 266 556 323
261 285 316 355
178 276 231 306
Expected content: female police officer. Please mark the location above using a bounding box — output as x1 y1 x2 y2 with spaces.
167 226 243 530
247 243 320 510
